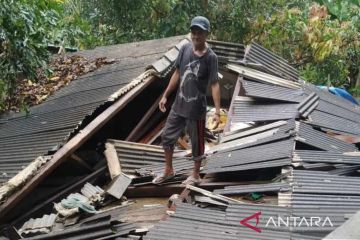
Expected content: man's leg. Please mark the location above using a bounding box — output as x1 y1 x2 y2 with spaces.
164 148 174 176
187 118 205 179
159 110 186 177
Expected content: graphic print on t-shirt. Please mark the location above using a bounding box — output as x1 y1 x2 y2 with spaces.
179 60 200 103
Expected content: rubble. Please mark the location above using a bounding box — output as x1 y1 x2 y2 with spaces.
1 37 359 239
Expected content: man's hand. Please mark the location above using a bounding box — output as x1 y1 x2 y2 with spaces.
159 96 167 112
212 112 220 127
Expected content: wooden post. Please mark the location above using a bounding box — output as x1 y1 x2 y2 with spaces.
104 143 121 179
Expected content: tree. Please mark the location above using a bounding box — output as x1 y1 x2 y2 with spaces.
0 0 58 111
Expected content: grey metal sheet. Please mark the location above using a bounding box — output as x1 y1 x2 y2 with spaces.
145 219 239 240
80 182 104 199
306 84 360 114
242 79 306 102
296 122 357 152
25 220 128 240
316 100 360 123
173 203 227 224
208 40 245 63
203 158 291 174
206 139 294 169
145 203 291 240
297 92 319 117
146 218 291 240
221 120 289 143
288 170 360 195
307 110 360 135
20 214 57 236
0 102 99 138
328 165 360 175
107 140 189 176
214 131 293 157
246 42 299 81
301 162 332 170
291 233 323 240
232 99 299 122
0 129 70 184
280 193 360 207
214 182 290 195
293 150 360 165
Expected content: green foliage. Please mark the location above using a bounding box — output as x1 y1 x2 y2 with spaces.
0 0 59 111
349 86 360 97
1 0 359 112
248 2 359 87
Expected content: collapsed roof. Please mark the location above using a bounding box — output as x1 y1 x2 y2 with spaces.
0 35 359 239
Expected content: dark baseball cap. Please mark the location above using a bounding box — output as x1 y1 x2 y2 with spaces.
190 16 210 32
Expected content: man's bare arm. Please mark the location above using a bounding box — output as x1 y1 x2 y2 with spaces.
159 68 180 112
211 82 221 123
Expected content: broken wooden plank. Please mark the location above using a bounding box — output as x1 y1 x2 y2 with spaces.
224 76 242 133
139 119 166 144
126 93 163 142
186 185 244 204
70 154 93 171
177 137 190 150
125 184 184 198
104 142 121 179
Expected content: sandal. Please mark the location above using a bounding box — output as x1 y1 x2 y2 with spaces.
181 175 201 187
152 173 176 184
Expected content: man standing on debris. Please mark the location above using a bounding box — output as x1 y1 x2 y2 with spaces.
152 16 220 185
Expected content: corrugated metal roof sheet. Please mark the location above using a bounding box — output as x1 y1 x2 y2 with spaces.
245 42 299 81
214 182 291 195
296 122 357 152
207 40 245 63
306 84 360 114
308 110 360 136
288 170 360 195
204 138 294 174
145 203 293 240
297 92 319 118
19 214 57 236
232 98 299 122
106 139 189 176
293 150 360 165
316 99 360 123
242 79 306 103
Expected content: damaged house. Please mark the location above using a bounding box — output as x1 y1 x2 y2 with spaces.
0 35 359 240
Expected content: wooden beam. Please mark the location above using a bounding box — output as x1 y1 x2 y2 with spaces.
224 76 242 133
125 184 184 198
139 119 166 144
104 143 121 179
0 75 157 221
70 154 93 171
126 92 163 142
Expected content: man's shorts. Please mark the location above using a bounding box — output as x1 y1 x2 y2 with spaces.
162 109 205 161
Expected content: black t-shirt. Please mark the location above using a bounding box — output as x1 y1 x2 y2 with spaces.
172 42 218 120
